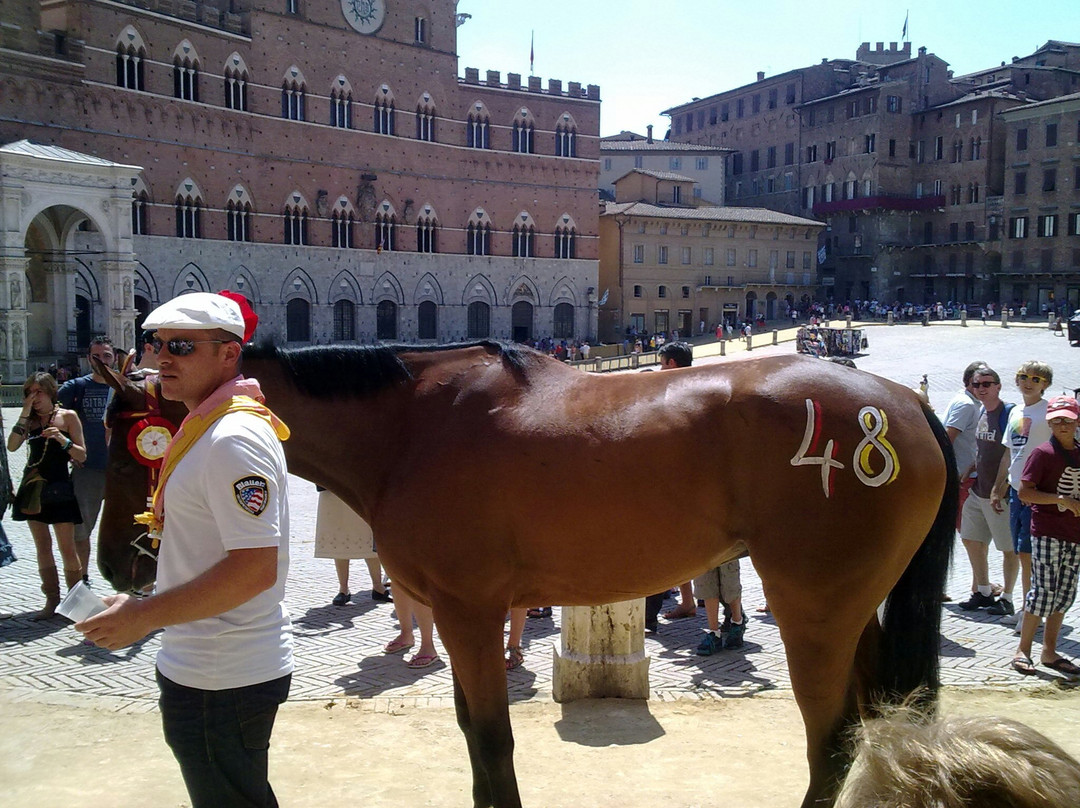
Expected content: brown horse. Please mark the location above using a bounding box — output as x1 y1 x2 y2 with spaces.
96 341 956 808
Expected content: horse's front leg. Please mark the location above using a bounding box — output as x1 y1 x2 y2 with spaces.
437 601 521 808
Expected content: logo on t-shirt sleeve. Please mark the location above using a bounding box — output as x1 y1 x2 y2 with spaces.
233 476 269 516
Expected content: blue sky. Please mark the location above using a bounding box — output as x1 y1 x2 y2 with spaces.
455 0 1078 137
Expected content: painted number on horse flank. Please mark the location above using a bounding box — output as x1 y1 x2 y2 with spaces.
790 399 900 497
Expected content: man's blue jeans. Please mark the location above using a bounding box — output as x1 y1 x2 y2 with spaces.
157 669 291 808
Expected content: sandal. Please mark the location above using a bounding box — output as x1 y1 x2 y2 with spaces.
526 607 552 619
1043 657 1080 677
406 653 439 669
506 645 524 671
383 638 414 654
1011 654 1036 676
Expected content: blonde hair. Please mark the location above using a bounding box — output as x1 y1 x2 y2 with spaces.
22 371 58 402
836 710 1080 808
1016 360 1053 386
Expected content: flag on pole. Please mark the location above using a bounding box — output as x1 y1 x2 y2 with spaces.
817 244 827 265
530 30 535 76
598 288 609 306
902 11 909 41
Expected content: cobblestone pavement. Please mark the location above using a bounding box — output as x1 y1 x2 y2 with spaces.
1 320 1078 712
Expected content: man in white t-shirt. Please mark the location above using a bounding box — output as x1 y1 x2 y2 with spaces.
942 361 985 520
78 292 292 808
993 361 1053 624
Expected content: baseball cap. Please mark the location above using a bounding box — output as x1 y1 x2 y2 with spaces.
1045 396 1079 422
142 292 246 340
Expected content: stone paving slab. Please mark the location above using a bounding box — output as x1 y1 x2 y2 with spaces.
2 321 1079 712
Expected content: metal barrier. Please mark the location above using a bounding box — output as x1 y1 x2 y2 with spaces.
569 351 661 373
1 385 23 407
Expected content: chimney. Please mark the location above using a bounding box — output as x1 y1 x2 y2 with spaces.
646 124 653 143
757 71 765 82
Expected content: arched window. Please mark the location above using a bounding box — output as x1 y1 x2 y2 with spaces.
512 216 535 257
131 178 150 236
332 211 354 247
557 221 574 259
416 93 435 141
175 181 202 238
374 85 395 135
224 54 248 110
116 30 146 91
286 298 310 342
333 299 355 341
467 104 490 149
467 223 490 255
376 300 397 340
226 201 252 241
418 300 438 340
512 118 534 154
173 42 200 101
467 301 490 338
330 76 352 128
375 205 396 251
283 194 309 245
282 69 306 120
416 207 438 253
555 114 577 157
553 302 574 338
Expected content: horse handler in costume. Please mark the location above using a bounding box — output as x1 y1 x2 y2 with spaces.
77 292 293 808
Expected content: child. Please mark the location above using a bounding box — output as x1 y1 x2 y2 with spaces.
1012 396 1080 677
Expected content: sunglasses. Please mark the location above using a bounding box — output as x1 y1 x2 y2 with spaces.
970 380 998 389
1016 373 1046 384
151 337 227 356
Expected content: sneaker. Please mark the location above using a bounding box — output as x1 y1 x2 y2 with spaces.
957 592 996 611
724 619 746 649
331 592 351 607
1001 611 1022 626
696 630 722 656
987 598 1015 616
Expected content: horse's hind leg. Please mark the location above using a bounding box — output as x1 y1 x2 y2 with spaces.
438 603 521 808
773 607 863 808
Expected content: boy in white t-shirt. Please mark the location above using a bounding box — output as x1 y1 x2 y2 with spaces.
992 362 1053 624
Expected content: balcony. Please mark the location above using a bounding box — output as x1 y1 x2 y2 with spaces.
812 194 945 217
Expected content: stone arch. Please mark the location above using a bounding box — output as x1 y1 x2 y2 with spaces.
373 271 404 303
281 267 318 304
116 24 147 52
172 39 201 66
133 262 159 305
463 274 497 306
284 65 307 87
508 275 540 304
171 262 210 297
329 270 362 304
548 277 578 307
412 273 444 305
226 264 260 304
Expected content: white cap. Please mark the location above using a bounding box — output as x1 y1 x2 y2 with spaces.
142 292 245 340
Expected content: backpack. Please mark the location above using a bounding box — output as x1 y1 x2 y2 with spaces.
996 402 1016 443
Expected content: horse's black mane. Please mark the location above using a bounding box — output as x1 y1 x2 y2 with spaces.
242 339 536 399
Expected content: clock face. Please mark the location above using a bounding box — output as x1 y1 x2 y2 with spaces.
342 0 386 35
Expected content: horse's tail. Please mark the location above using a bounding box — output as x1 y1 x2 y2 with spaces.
875 401 957 711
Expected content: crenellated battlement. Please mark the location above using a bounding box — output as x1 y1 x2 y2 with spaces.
461 67 599 101
856 41 912 65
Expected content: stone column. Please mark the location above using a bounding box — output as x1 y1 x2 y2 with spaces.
0 232 30 381
1001 311 1009 329
960 310 967 326
100 254 138 352
552 600 650 702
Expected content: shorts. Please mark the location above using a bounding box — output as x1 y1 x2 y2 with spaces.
1008 487 1032 555
960 492 1012 552
955 476 974 531
1024 536 1080 618
692 560 742 604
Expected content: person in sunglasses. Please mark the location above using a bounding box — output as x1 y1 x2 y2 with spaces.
958 366 1018 613
1012 396 1080 678
995 362 1053 629
77 292 293 807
